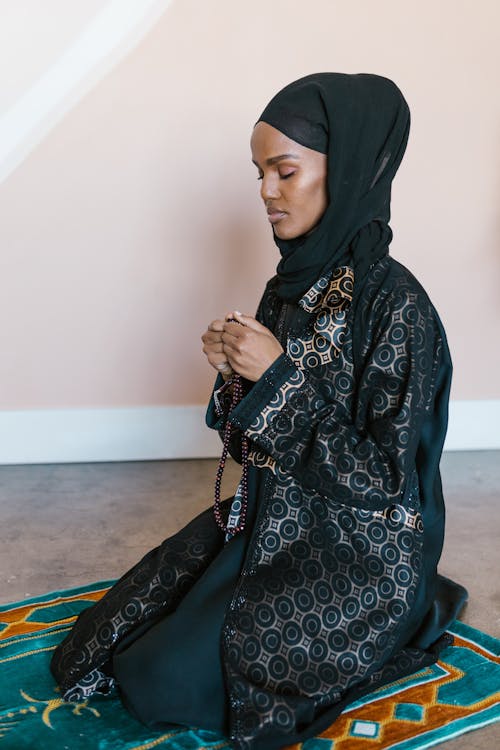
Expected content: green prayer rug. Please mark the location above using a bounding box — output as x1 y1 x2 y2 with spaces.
1 581 499 750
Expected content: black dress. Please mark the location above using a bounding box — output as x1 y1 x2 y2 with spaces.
50 257 468 750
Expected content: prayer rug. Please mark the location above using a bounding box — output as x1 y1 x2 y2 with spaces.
0 581 499 750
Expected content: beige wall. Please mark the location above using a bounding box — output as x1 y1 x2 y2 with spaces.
0 0 498 411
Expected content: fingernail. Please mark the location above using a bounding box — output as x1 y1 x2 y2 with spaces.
234 310 242 316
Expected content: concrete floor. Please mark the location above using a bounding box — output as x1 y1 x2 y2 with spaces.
0 450 499 747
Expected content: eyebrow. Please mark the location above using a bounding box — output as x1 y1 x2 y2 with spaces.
251 153 300 167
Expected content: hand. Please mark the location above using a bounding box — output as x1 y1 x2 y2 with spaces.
201 318 234 379
221 310 284 382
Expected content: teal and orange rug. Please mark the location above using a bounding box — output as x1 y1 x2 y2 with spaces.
1 581 499 749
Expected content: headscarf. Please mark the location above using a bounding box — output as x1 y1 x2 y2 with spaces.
255 72 411 305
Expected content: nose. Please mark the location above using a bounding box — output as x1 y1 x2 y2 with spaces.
260 173 281 202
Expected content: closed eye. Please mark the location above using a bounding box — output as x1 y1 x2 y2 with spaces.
256 172 295 181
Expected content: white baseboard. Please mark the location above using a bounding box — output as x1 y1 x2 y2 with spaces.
0 406 222 465
445 400 500 451
0 400 499 465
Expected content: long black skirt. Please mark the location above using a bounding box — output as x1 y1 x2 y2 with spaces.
112 475 260 734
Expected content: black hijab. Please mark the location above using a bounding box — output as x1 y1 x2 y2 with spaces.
255 72 411 306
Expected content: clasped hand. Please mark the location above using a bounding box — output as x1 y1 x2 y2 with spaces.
201 311 284 382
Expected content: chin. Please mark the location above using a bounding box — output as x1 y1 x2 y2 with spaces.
277 222 322 242
274 224 300 240
274 219 319 241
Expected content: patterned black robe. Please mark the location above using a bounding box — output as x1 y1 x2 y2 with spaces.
50 254 466 750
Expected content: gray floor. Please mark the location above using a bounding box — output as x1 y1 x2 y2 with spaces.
0 450 499 747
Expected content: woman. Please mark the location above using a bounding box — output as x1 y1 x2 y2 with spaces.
50 73 467 750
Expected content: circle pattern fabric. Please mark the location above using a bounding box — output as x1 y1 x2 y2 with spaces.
222 256 441 747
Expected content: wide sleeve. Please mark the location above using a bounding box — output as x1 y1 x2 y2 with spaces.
223 287 443 511
205 372 254 464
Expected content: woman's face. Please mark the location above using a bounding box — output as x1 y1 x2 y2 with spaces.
250 121 328 240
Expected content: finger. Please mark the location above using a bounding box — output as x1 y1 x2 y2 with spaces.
221 327 241 343
230 311 269 334
202 332 223 346
208 319 226 332
203 342 224 354
222 333 238 353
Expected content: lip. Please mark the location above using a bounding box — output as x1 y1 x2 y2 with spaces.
267 211 287 224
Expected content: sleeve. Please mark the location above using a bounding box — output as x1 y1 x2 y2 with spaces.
220 288 443 510
205 372 254 464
